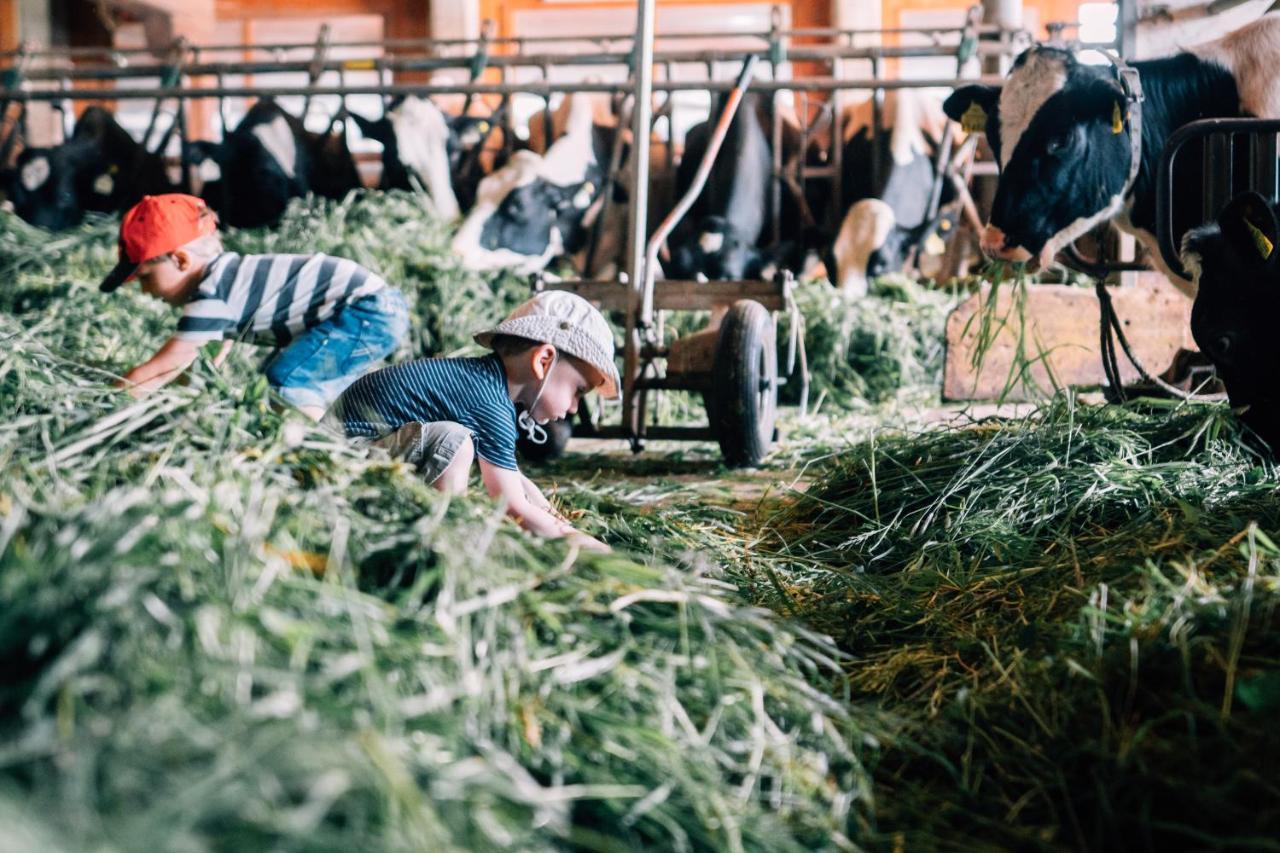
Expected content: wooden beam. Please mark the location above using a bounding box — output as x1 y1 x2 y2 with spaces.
944 274 1196 401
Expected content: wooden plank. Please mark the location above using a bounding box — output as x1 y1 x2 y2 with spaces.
943 273 1196 402
542 279 786 312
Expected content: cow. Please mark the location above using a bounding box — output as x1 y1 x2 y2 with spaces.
1181 190 1280 448
666 92 774 281
351 96 461 220
184 99 361 229
831 90 959 295
2 106 174 231
451 92 609 275
942 12 1280 295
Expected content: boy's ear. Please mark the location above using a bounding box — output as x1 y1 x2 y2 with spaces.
1219 191 1280 272
530 342 557 380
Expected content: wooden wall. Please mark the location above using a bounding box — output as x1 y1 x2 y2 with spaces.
0 0 16 51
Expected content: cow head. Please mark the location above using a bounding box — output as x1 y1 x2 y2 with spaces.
452 98 603 274
1183 191 1280 448
352 97 460 219
4 135 102 230
670 216 764 282
944 47 1132 269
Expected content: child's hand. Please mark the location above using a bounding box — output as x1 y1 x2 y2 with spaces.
566 530 611 553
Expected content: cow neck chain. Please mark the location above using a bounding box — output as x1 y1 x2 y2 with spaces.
1102 50 1145 204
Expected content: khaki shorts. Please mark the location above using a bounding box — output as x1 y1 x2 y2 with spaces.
332 418 472 485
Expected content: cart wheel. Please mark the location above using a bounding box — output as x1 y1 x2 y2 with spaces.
516 417 573 463
707 300 777 468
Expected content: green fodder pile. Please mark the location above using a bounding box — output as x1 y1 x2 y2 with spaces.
742 399 1280 850
776 275 956 410
0 199 875 850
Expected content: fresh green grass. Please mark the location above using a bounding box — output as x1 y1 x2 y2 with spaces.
0 195 881 851
10 191 1276 852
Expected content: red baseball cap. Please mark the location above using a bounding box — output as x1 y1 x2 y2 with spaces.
100 194 219 293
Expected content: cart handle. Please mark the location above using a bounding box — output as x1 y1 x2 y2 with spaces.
640 53 758 323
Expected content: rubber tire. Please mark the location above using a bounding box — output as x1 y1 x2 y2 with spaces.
516 417 573 463
707 300 778 468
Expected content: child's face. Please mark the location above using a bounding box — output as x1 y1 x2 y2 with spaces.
135 251 194 305
530 354 600 424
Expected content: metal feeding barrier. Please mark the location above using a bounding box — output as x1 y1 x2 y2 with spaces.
0 4 1033 465
1089 118 1280 403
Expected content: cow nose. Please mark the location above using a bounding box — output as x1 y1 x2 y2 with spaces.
979 225 1033 263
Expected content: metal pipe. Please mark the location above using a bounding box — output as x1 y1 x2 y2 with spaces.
623 0 656 448
3 42 1017 86
0 21 1025 63
642 54 759 325
6 75 1005 103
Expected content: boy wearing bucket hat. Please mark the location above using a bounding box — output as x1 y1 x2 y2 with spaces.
101 193 408 420
325 290 619 552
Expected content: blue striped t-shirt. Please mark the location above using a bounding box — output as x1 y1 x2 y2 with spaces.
331 353 520 470
176 252 386 346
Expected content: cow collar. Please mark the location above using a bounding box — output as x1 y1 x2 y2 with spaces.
1101 50 1145 204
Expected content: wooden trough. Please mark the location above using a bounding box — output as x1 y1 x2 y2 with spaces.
943 272 1195 401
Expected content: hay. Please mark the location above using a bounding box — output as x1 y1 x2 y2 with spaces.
777 275 956 410
740 397 1280 849
0 197 873 851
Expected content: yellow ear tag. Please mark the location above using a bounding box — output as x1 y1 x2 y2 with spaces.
1244 217 1275 259
478 121 490 133
960 102 987 133
1111 103 1124 135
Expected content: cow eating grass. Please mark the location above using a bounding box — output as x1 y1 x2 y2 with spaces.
451 92 607 275
3 106 174 231
1182 191 1280 449
944 12 1280 294
185 99 361 229
351 96 461 220
833 90 959 296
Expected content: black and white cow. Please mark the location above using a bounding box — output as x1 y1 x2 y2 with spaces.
1182 191 1280 448
185 99 361 229
351 96 461 220
451 92 608 274
832 90 958 295
943 13 1280 294
666 92 774 281
2 106 174 231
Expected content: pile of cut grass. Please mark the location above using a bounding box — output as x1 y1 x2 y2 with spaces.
0 255 873 848
776 274 956 410
736 398 1280 849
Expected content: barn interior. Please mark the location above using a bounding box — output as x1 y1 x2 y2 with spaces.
3 1 1280 850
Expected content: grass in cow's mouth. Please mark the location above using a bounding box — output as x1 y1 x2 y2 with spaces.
960 260 1064 402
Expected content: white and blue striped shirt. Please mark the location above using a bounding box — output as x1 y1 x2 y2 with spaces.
332 353 520 470
176 252 386 346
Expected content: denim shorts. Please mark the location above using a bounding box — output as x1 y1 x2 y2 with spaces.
265 287 410 410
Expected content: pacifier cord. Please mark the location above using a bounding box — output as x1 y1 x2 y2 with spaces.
517 352 558 444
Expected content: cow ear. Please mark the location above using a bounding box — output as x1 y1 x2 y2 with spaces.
350 111 383 142
943 85 998 134
1218 191 1280 271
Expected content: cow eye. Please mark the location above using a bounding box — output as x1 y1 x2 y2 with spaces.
1045 132 1074 156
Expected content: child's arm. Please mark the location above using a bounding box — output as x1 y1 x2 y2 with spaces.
211 339 234 368
117 336 201 396
480 460 610 552
518 472 572 523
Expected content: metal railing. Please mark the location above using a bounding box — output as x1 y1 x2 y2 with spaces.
1156 118 1280 279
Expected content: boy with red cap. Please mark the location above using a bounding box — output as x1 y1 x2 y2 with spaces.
100 193 408 419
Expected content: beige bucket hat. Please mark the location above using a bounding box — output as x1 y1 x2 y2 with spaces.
475 290 621 399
